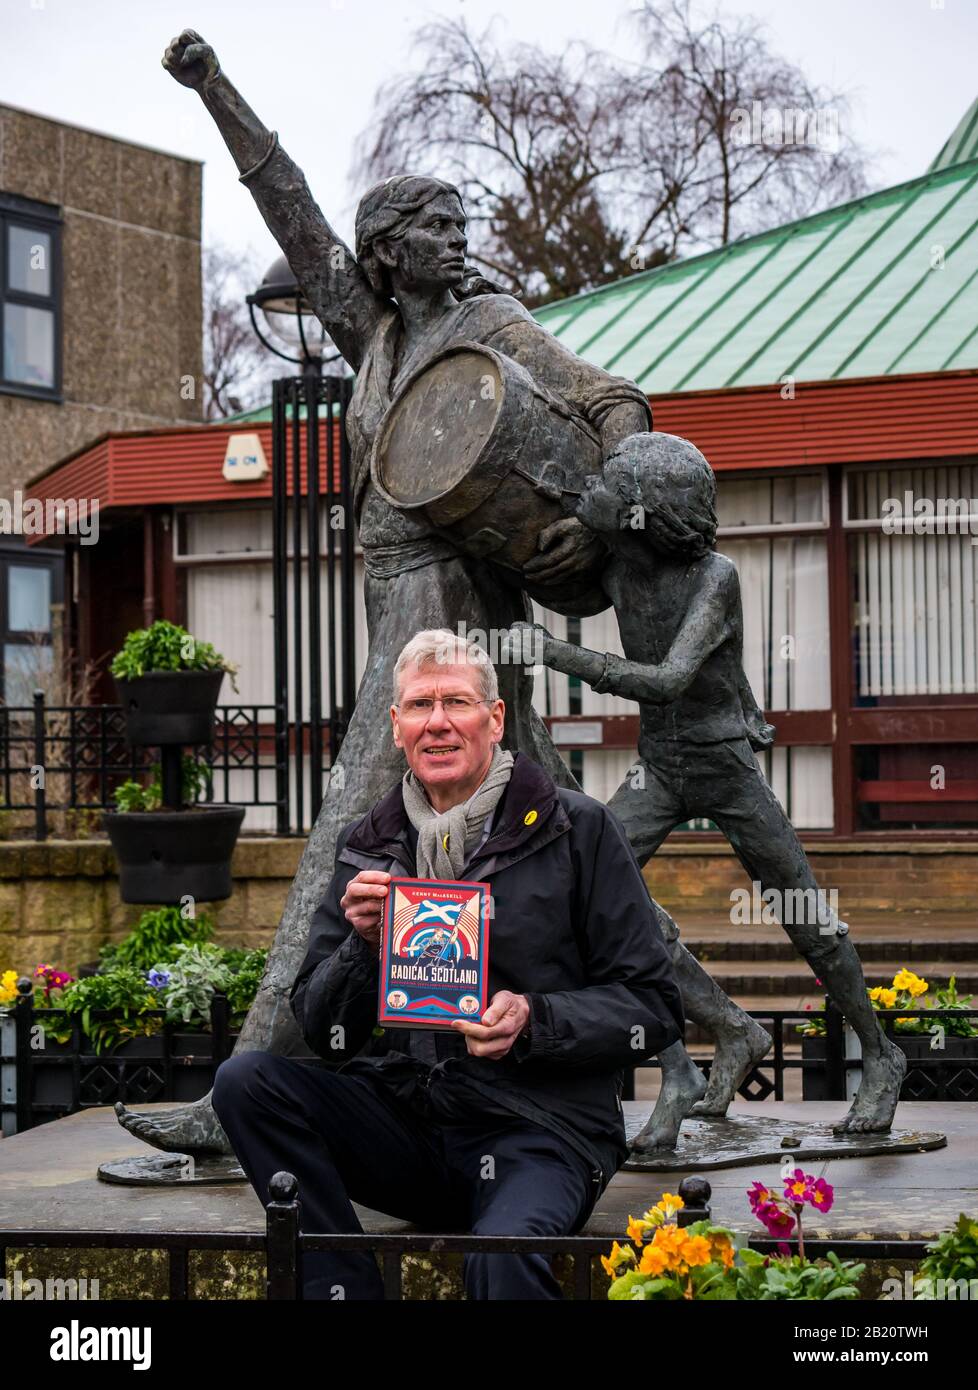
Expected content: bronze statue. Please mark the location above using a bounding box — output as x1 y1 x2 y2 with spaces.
116 29 661 1157
505 433 907 1142
116 29 905 1164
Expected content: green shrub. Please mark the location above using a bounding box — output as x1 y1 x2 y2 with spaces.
98 906 215 972
110 620 238 692
914 1214 978 1297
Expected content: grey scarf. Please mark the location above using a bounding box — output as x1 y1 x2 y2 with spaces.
402 744 514 879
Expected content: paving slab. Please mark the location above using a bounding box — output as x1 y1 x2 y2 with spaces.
1 1100 975 1245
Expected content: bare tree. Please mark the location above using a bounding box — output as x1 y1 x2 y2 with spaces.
353 0 869 307
202 243 279 420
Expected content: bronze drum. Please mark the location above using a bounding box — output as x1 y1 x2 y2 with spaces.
369 341 605 591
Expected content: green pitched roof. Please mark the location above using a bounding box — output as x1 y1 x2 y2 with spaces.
533 158 978 393
929 96 978 172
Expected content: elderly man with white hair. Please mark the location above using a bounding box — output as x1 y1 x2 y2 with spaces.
212 629 684 1301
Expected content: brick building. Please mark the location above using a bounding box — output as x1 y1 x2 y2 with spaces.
0 103 202 704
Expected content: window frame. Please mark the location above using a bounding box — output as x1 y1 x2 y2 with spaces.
0 191 63 402
714 467 829 539
0 546 63 705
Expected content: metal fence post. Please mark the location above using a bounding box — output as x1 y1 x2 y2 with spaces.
824 998 847 1100
676 1176 712 1227
266 1171 300 1300
32 690 46 841
210 991 230 1067
13 977 35 1134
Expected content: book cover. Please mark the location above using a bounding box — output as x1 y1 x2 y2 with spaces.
377 877 491 1030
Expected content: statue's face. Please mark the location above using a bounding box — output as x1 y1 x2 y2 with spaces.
385 192 467 292
574 465 632 535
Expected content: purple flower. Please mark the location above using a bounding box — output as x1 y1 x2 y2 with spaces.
755 1201 796 1239
807 1177 834 1214
147 969 171 989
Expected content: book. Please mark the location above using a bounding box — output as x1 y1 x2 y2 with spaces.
377 876 491 1030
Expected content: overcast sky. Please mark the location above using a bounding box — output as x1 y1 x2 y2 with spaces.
3 0 976 280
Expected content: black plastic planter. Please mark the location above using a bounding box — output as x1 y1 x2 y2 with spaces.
801 1032 978 1100
114 670 225 746
103 803 246 903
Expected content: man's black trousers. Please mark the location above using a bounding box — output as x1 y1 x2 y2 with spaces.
212 1051 599 1300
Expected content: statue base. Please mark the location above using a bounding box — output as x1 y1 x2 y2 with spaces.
623 1112 946 1171
97 1153 245 1185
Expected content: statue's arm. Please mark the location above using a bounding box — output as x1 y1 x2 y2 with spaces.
487 316 653 452
163 29 382 369
538 566 735 704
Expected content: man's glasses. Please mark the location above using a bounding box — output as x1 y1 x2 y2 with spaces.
396 696 489 721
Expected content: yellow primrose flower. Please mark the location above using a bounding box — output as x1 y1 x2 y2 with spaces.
908 977 929 997
626 1215 653 1246
679 1234 713 1268
872 988 897 1008
600 1241 635 1277
637 1242 670 1277
650 1225 689 1265
711 1238 735 1269
893 968 925 994
655 1192 685 1217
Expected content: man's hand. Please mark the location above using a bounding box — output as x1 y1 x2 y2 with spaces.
451 990 530 1060
339 870 390 955
523 517 605 584
162 29 221 89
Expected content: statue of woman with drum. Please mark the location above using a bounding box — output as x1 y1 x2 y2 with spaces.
115 27 658 1156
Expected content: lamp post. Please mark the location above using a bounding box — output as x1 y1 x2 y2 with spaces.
247 256 355 832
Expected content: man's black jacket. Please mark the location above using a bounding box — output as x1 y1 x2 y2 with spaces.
289 752 685 1192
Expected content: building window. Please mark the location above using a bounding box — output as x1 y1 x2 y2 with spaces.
0 553 60 705
0 193 62 400
845 462 978 699
716 471 834 829
716 471 831 711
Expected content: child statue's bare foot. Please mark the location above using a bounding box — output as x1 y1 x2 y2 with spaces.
689 1017 772 1117
114 1093 232 1154
831 1041 907 1134
628 1042 708 1155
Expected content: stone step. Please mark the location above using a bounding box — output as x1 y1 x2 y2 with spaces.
675 911 978 964
686 959 978 997
685 938 978 964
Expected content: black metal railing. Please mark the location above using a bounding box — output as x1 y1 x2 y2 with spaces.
0 989 238 1135
271 373 357 834
0 1173 939 1301
5 998 976 1137
621 1003 978 1105
0 695 294 838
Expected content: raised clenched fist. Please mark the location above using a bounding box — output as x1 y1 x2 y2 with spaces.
162 28 220 89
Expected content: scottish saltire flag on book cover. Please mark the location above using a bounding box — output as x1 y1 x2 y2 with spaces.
377 877 491 1030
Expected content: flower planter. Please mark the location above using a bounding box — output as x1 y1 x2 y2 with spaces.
801 1032 978 1100
28 1029 241 1109
114 670 225 747
103 803 246 903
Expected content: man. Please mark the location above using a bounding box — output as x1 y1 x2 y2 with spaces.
212 629 684 1300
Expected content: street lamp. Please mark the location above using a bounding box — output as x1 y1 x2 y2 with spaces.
246 253 347 374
